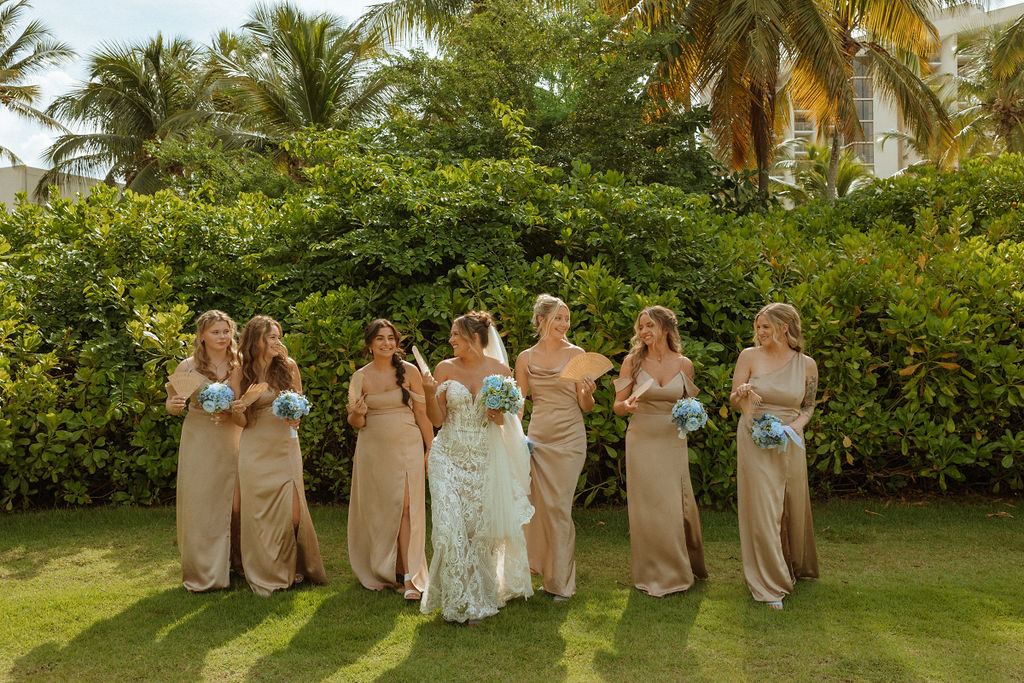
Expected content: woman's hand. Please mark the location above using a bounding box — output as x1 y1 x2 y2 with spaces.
211 410 231 425
422 370 438 394
231 400 246 415
348 396 368 417
167 395 187 414
578 377 596 398
287 418 300 431
486 407 504 425
622 395 639 414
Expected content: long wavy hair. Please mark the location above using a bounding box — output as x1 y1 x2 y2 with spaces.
625 305 681 385
453 310 492 350
191 310 238 381
238 315 296 419
531 294 568 339
363 318 411 407
754 302 805 352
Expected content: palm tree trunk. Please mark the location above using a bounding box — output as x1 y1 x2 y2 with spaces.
751 84 775 194
825 129 842 202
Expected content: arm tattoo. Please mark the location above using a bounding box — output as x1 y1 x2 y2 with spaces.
799 375 817 419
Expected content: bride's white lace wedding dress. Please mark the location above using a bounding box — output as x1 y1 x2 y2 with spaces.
420 379 534 623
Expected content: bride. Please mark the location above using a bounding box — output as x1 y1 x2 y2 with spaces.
420 310 534 624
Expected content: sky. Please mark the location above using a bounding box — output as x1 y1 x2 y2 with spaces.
2 0 1024 170
0 0 376 168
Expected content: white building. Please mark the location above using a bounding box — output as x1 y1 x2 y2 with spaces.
0 165 105 210
789 1 1024 177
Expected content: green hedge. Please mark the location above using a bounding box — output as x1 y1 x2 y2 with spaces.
1 132 1022 511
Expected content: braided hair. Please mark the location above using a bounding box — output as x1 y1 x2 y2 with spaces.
363 319 411 407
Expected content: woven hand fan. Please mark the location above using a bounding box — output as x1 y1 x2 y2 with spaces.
412 346 430 375
169 370 206 398
348 371 364 403
558 352 613 382
237 382 269 408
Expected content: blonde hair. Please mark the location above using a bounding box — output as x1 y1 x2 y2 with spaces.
531 294 568 338
625 305 681 384
754 302 805 352
453 310 493 349
192 310 238 380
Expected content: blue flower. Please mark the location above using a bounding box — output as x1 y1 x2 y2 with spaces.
485 395 502 409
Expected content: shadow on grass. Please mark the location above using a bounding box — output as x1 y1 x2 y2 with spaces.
10 581 296 681
593 582 706 681
242 582 402 680
1 507 179 582
377 591 571 682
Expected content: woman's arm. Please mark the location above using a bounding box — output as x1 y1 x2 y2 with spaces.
406 367 434 455
346 368 367 429
729 349 755 410
423 362 448 427
228 367 247 428
612 357 638 416
789 356 818 431
514 350 530 420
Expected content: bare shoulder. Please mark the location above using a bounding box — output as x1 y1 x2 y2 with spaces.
619 355 635 376
737 346 759 361
434 358 456 381
173 356 196 374
404 362 424 389
680 355 694 373
491 358 513 377
566 344 586 358
516 348 533 364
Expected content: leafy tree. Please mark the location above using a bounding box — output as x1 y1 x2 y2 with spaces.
41 35 211 195
950 21 1024 156
0 0 74 164
377 0 719 189
799 0 952 201
208 2 386 141
774 138 872 203
599 0 857 194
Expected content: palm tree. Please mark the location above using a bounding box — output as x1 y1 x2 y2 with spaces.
0 0 74 164
600 0 858 193
40 35 211 195
209 2 386 141
796 0 952 201
774 137 872 202
953 22 1024 155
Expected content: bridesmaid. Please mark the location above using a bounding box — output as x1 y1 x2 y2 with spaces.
730 302 819 610
229 315 327 596
165 310 242 592
613 305 707 597
347 319 433 599
515 295 595 602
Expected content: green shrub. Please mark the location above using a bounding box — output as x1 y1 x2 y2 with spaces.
0 132 1021 511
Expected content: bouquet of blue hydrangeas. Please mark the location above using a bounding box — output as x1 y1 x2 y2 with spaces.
479 374 524 414
272 390 311 438
670 398 707 439
751 414 788 450
198 382 234 414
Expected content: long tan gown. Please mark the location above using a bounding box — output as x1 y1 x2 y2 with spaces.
737 353 819 602
624 368 707 597
239 390 327 597
348 386 428 592
523 356 586 598
176 383 241 592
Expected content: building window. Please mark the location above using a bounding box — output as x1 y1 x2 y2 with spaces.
851 59 874 169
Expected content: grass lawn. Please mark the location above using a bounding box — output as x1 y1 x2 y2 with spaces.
1 499 1022 682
